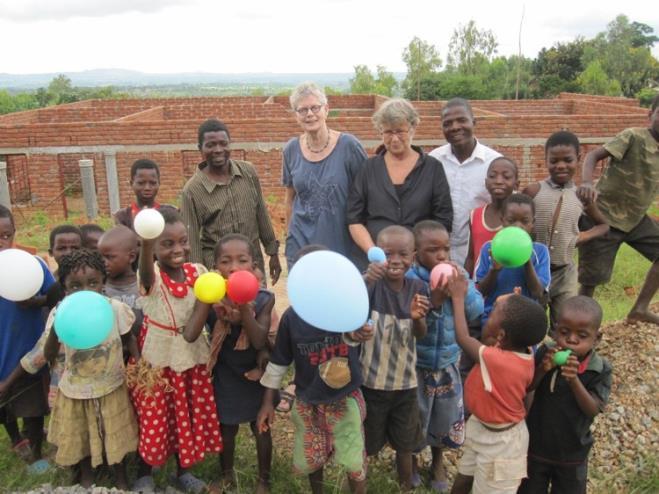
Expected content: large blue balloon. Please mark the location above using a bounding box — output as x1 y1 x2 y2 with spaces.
288 251 369 333
54 291 114 350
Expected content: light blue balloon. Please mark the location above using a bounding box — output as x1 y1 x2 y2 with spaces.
288 251 369 333
367 246 387 263
54 291 114 350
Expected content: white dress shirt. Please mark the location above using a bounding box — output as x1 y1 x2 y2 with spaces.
429 141 502 266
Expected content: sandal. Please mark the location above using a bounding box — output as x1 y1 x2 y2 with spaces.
27 459 51 475
133 475 156 493
12 438 32 462
276 385 296 413
431 479 450 493
174 472 207 493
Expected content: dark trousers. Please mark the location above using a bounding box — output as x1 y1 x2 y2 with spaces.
518 458 587 494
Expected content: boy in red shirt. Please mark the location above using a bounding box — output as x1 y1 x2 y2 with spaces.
447 279 547 494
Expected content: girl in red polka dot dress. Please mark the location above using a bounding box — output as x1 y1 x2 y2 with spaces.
129 207 222 493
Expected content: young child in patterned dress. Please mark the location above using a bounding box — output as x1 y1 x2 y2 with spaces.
44 249 139 489
129 206 222 493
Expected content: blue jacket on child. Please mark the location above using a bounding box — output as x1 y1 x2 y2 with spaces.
406 264 484 371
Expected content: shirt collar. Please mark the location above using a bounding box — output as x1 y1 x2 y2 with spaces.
440 139 486 164
196 159 243 193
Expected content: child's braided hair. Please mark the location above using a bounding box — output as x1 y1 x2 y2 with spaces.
58 248 107 286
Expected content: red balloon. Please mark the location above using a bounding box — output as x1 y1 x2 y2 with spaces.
227 270 260 304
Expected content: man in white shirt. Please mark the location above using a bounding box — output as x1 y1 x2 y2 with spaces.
429 98 501 267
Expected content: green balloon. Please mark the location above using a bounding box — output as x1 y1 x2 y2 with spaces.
553 349 572 366
491 226 533 268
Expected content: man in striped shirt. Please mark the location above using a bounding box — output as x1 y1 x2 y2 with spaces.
181 119 281 283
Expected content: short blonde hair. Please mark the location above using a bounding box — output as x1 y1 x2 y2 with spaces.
372 98 420 130
289 82 328 110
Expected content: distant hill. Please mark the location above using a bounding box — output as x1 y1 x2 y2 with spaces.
0 69 382 90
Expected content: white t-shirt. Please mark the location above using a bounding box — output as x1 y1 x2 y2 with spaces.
429 141 501 266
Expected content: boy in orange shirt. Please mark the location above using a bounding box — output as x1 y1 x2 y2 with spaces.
448 282 547 494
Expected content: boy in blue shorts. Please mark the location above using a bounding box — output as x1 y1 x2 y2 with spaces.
519 296 612 493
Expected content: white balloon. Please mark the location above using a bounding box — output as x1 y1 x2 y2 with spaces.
0 249 45 301
133 208 165 239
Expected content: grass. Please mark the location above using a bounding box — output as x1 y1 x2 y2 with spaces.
3 211 658 491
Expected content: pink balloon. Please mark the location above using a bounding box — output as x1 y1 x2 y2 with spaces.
430 263 457 289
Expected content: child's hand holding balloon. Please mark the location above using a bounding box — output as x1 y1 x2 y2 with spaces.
560 354 580 383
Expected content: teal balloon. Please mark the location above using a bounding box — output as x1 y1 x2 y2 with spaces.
288 251 369 333
54 291 114 350
491 226 533 268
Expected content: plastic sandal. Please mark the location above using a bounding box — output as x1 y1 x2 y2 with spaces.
431 479 450 493
27 459 51 475
410 471 422 488
175 472 207 493
133 475 156 493
276 384 296 413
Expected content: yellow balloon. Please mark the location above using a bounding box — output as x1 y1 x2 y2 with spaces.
193 272 226 304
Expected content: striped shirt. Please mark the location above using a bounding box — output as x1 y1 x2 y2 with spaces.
360 278 428 390
532 180 583 266
181 160 279 272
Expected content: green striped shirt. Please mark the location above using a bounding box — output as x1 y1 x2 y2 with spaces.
181 159 279 272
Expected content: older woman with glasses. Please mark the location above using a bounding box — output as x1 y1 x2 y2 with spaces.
347 98 453 252
282 82 368 268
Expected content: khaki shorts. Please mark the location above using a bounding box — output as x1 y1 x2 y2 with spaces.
458 416 528 494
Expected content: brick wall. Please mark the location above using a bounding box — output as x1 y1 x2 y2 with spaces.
0 93 649 220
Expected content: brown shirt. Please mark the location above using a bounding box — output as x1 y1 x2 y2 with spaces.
180 160 279 272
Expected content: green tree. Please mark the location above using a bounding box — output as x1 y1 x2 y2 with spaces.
531 39 588 97
576 60 621 95
350 65 376 93
447 20 498 75
401 37 442 100
588 15 659 96
47 74 79 104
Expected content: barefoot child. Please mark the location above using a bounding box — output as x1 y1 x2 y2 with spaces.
0 205 55 472
360 225 430 491
44 249 139 489
465 157 519 276
258 245 369 494
184 233 275 492
474 194 551 327
130 206 222 493
448 287 547 494
519 296 612 494
578 94 659 324
407 220 483 491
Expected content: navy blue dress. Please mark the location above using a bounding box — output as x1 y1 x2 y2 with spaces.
212 290 273 425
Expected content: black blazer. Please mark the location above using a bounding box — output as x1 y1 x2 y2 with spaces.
347 145 453 243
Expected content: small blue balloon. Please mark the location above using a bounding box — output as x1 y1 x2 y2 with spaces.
288 251 369 333
367 246 387 263
54 291 114 350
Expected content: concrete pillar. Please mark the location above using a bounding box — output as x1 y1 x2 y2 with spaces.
104 152 121 214
79 159 98 219
0 161 10 210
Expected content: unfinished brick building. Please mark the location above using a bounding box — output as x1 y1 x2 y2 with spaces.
0 92 651 221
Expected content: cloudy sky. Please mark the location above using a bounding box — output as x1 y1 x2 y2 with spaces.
0 0 657 74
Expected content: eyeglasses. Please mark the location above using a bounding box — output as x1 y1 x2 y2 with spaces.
381 129 410 139
295 105 323 115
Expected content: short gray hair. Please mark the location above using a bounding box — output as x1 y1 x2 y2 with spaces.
372 98 420 130
289 82 328 110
